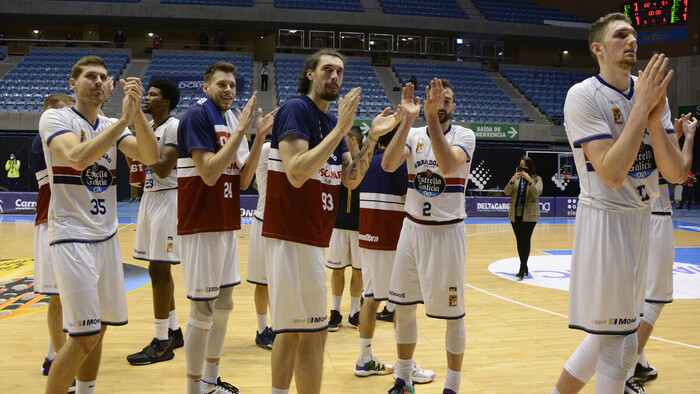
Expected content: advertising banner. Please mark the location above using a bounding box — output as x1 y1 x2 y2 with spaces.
0 192 38 214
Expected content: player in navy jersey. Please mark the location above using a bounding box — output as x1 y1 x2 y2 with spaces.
262 48 402 394
552 13 685 394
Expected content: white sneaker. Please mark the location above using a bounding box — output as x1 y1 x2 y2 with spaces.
392 361 436 384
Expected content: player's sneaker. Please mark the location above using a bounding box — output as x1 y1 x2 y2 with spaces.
393 361 436 384
634 362 658 385
255 327 274 350
41 357 52 375
328 310 342 332
377 306 395 322
355 356 394 377
203 377 240 394
169 327 184 349
443 390 456 394
625 377 645 394
388 378 415 394
68 379 76 393
347 311 360 329
126 338 175 365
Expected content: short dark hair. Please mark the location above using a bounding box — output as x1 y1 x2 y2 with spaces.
43 93 74 111
71 56 107 79
204 61 237 84
378 124 399 149
521 155 536 176
297 48 346 94
148 78 180 112
348 125 362 141
588 13 632 63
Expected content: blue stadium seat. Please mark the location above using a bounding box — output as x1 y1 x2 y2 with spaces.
472 0 587 24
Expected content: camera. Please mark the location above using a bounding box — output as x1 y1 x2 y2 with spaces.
516 166 525 173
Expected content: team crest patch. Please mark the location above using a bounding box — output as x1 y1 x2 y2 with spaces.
448 295 458 307
81 163 113 193
416 143 423 154
612 108 624 124
80 130 86 142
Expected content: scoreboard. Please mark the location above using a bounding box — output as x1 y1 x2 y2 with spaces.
621 0 690 27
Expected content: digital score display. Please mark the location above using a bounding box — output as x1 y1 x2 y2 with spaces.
622 0 690 27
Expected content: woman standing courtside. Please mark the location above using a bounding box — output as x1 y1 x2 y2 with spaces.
504 156 542 280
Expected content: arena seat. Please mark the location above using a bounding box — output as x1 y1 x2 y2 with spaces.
472 0 586 24
379 0 467 18
393 62 525 124
161 0 253 6
275 0 363 12
142 52 253 115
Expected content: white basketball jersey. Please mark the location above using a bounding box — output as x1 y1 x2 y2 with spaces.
254 141 270 219
39 107 131 243
650 180 673 213
144 117 179 192
404 124 476 221
564 75 674 211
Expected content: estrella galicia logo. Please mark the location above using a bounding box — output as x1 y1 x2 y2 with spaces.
628 143 656 179
81 163 113 193
414 170 446 197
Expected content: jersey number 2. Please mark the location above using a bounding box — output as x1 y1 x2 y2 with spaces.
423 202 432 216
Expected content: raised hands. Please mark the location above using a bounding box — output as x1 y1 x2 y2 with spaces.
120 77 143 124
255 107 278 139
337 87 361 134
369 105 403 139
401 82 421 120
235 91 258 133
635 54 674 120
423 78 446 119
674 113 698 140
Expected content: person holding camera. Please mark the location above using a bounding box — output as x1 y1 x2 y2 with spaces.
5 153 20 191
504 156 542 280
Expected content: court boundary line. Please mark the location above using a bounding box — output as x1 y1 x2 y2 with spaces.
465 282 700 350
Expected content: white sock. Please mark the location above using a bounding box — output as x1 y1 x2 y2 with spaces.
445 368 461 393
350 296 361 315
386 302 395 313
551 387 561 394
46 337 56 360
187 377 202 394
359 338 372 362
155 318 169 341
271 388 289 394
76 380 96 394
396 358 413 386
257 314 267 334
638 351 648 367
169 309 179 330
332 295 342 312
203 359 219 385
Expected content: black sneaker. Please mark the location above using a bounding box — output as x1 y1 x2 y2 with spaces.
266 327 276 349
328 310 342 332
203 377 240 394
634 362 658 385
126 338 175 365
169 327 184 349
347 311 360 329
377 306 395 322
625 377 645 394
255 327 273 350
41 357 52 375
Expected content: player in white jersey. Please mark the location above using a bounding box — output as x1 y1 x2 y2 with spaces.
39 55 159 394
127 78 184 366
246 140 276 350
34 94 74 379
629 113 696 388
383 79 475 394
552 13 686 394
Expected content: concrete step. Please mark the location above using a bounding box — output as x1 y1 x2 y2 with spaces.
486 71 549 124
373 65 402 108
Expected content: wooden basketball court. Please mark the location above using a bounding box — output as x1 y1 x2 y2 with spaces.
1 213 698 393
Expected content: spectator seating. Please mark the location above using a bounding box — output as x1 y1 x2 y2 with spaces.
0 50 129 112
472 0 586 24
501 67 594 120
0 49 5 61
380 0 467 18
142 52 253 115
45 0 139 2
393 62 526 124
275 57 392 119
162 0 253 6
275 0 363 12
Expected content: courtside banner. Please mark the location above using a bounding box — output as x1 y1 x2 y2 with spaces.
0 192 37 214
466 196 556 218
153 75 246 94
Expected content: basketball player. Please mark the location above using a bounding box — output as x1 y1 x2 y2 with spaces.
177 61 275 394
33 93 74 378
327 125 363 332
383 79 475 394
127 78 184 365
246 138 275 350
627 112 696 388
262 48 401 394
552 13 685 394
39 55 159 394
